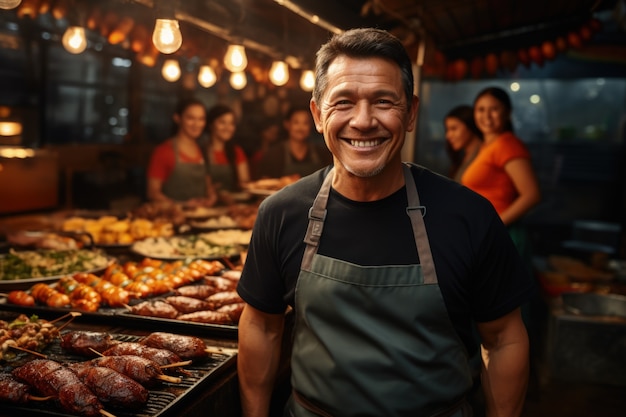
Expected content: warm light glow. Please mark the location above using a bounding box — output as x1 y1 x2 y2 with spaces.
299 70 315 91
229 71 247 90
510 82 520 92
269 60 289 86
161 59 181 82
224 44 248 72
530 94 541 104
62 26 87 54
0 0 22 10
152 19 182 54
198 65 217 88
0 121 22 136
0 147 34 158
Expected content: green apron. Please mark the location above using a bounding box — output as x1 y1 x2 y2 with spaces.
161 139 207 201
289 164 473 417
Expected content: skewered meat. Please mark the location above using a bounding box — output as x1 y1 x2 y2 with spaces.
216 302 245 322
6 290 35 307
165 295 212 314
0 372 32 404
174 284 218 299
89 355 179 387
102 341 182 366
60 330 119 357
203 275 237 291
68 363 149 409
72 272 131 307
30 283 71 308
128 299 179 319
141 332 208 360
12 359 103 416
205 290 243 309
0 314 61 360
177 310 232 324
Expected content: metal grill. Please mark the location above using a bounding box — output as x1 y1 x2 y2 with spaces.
1 332 236 417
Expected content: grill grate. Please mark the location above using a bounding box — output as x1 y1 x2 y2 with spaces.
1 331 236 417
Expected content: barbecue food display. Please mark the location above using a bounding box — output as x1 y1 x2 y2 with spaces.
11 359 104 416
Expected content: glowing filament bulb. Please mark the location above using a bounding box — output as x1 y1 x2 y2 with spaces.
152 19 182 54
229 71 247 90
224 44 248 72
269 60 289 86
300 70 315 91
62 26 87 54
162 59 181 82
198 65 217 88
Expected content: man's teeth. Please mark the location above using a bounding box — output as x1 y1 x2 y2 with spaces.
350 139 380 147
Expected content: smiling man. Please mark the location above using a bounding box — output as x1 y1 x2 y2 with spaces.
237 28 533 417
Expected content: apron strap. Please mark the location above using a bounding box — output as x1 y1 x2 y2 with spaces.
403 163 439 285
301 168 333 270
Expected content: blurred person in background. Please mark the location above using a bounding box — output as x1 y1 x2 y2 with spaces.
256 106 332 179
203 104 251 193
461 86 541 257
249 117 281 180
444 104 483 182
146 97 217 207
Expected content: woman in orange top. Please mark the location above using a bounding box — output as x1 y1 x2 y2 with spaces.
462 87 540 229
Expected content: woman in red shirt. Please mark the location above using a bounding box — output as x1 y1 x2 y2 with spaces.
146 98 217 206
203 105 250 192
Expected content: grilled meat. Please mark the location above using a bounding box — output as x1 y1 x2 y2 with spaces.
216 302 245 322
89 355 177 387
177 310 233 324
68 364 149 409
60 330 119 357
11 359 103 416
205 290 243 309
174 284 218 299
128 299 179 319
141 332 208 360
102 341 182 366
0 372 32 404
165 295 212 314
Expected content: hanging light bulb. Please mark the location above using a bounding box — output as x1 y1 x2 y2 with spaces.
229 71 247 90
62 26 88 54
0 0 22 9
269 60 289 86
162 59 181 82
152 18 182 54
198 65 217 88
224 44 248 72
299 70 315 92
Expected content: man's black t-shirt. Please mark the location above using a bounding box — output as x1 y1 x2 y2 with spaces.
238 164 535 353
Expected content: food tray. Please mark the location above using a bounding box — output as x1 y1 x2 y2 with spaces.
0 300 238 339
0 320 236 417
0 252 115 291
